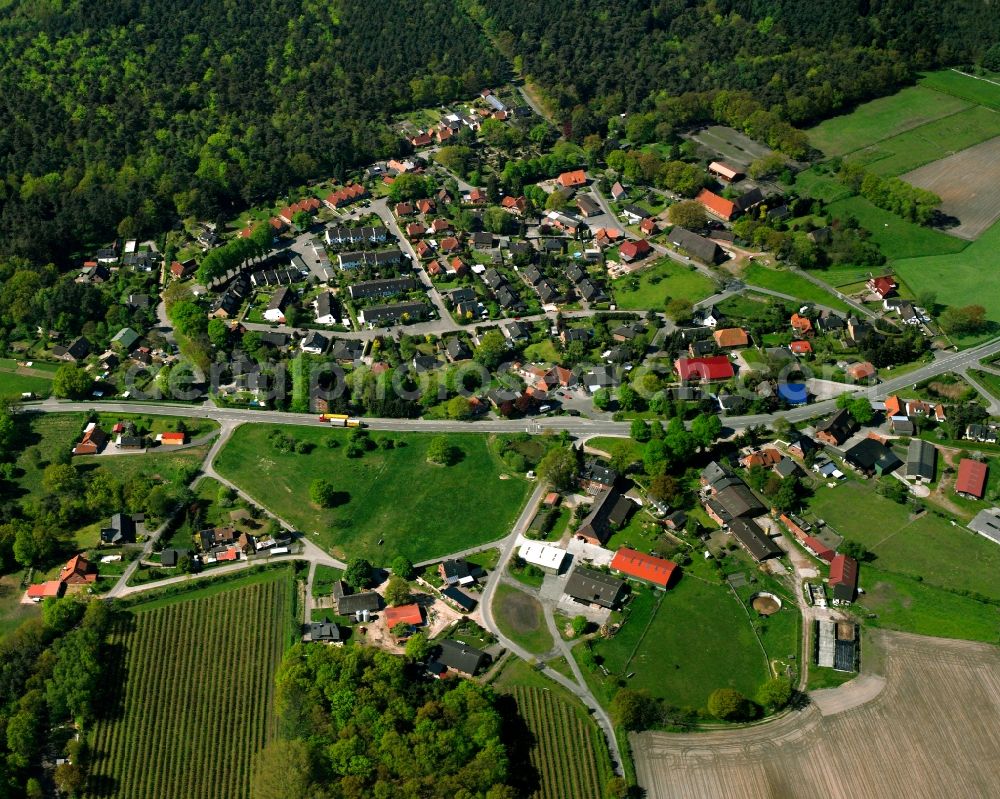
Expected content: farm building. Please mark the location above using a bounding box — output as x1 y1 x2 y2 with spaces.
708 161 742 182
26 581 65 602
906 439 937 483
564 566 627 608
817 620 858 671
310 621 341 643
574 489 635 546
829 553 859 605
669 226 723 263
728 518 782 562
518 542 567 573
696 189 737 221
712 328 748 349
439 558 477 586
956 458 988 499
433 639 488 676
610 548 678 589
441 586 477 612
968 508 1000 546
844 439 902 477
384 603 423 630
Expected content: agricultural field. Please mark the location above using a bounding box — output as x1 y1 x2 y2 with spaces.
892 220 1000 338
612 259 716 310
492 582 553 655
578 578 771 712
790 167 853 203
633 630 1000 799
904 135 1000 239
920 69 1000 111
86 571 293 799
804 479 1000 600
806 85 970 157
511 685 609 799
741 263 852 313
0 359 54 399
215 425 532 562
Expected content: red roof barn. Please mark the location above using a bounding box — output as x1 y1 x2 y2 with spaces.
829 553 858 603
696 189 737 221
611 548 678 588
384 603 423 629
674 356 735 382
956 458 988 499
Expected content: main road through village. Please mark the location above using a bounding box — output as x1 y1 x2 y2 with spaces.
20 331 1000 778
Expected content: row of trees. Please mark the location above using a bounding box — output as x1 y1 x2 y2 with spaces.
837 162 941 225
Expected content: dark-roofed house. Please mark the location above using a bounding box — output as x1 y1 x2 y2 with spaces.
829 553 858 605
906 439 937 483
815 408 857 446
610 548 678 588
729 518 782 562
579 460 618 494
446 338 471 361
575 489 635 546
789 434 819 461
844 439 902 477
435 639 488 676
348 277 416 301
160 548 186 567
101 513 136 545
564 567 626 609
441 586 477 612
310 621 341 642
956 458 988 499
669 226 723 264
331 339 363 363
357 301 430 326
54 336 92 363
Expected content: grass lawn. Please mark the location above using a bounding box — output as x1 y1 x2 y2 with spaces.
523 339 561 363
826 196 967 260
742 263 851 312
215 425 532 563
807 666 858 691
807 85 970 157
492 582 553 655
586 436 639 461
0 573 40 641
804 479 1000 599
969 369 1000 402
612 259 715 311
312 564 343 597
0 370 53 400
791 167 854 203
716 292 776 320
847 105 1000 176
856 566 1000 642
892 219 1000 332
919 69 1000 112
581 578 771 712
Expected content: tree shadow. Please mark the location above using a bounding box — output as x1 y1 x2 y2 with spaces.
495 693 541 798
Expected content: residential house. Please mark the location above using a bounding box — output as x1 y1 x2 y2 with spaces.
111 327 140 353
906 439 937 483
501 195 527 215
618 240 651 263
579 460 618 494
740 448 781 469
674 356 734 382
323 183 367 209
314 292 338 325
790 313 813 337
956 458 988 499
557 170 587 189
620 204 651 224
610 181 627 201
53 336 91 363
445 338 471 361
264 287 292 323
815 408 858 446
73 423 108 456
357 302 429 326
310 621 341 643
439 558 477 586
160 548 186 567
300 331 328 355
610 548 678 589
846 361 876 382
170 259 197 279
100 513 137 545
575 489 635 546
560 327 591 346
471 232 494 250
348 277 416 301
565 567 627 608
843 439 902 476
331 339 363 364
966 424 998 443
693 306 722 327
789 340 813 355
866 275 897 299
577 195 601 218
846 316 872 342
60 554 97 585
713 328 748 349
434 639 487 676
789 434 819 461
669 226 722 264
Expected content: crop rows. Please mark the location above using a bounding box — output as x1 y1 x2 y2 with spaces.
85 578 290 799
513 686 605 799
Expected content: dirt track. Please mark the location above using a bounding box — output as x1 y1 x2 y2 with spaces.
632 630 1000 798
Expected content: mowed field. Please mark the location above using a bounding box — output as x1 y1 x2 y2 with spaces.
633 630 1000 799
903 135 1000 239
215 425 532 562
86 572 292 799
613 258 716 310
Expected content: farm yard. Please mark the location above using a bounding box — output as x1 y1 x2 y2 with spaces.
632 630 1000 799
215 425 532 562
511 685 609 799
86 571 293 799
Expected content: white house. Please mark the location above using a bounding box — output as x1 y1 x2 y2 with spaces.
518 542 567 574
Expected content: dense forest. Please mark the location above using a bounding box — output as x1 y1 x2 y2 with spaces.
0 0 507 263
465 0 1000 136
260 643 517 799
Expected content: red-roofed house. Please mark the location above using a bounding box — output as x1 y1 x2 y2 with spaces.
426 260 443 276
610 548 678 589
448 257 468 277
696 189 737 222
619 239 651 263
846 361 876 381
60 554 97 585
279 197 320 225
439 236 460 253
866 275 897 299
416 198 435 215
415 241 433 259
410 131 433 148
956 458 988 499
712 328 748 349
384 603 423 630
674 356 735 382
789 340 813 355
884 395 903 417
790 313 813 336
394 202 414 217
431 217 451 234
468 188 487 205
829 553 858 605
324 184 367 209
73 423 109 456
557 170 587 189
501 195 527 215
26 581 65 602
170 259 196 279
407 222 427 239
639 218 657 235
160 432 186 446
